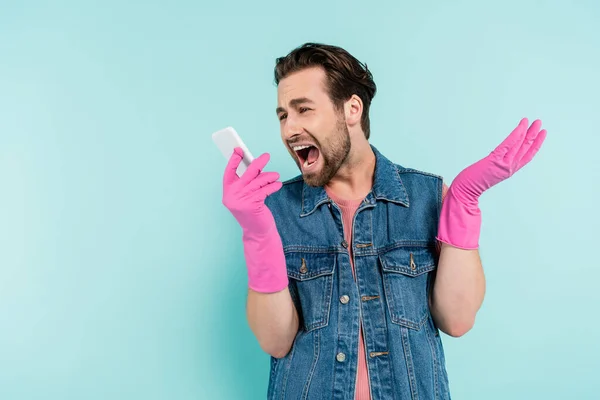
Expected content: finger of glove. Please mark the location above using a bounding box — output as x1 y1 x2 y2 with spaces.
494 118 529 157
516 128 547 170
240 153 271 185
254 180 283 202
498 118 529 160
242 171 281 196
223 147 244 186
513 119 543 164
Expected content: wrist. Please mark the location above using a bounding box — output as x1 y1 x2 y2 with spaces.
242 223 289 293
436 185 481 250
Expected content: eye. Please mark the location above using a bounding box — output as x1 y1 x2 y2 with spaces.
299 107 310 113
278 113 287 121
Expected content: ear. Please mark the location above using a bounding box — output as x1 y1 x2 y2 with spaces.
344 94 363 128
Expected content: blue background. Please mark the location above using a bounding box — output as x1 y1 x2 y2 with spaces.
1 1 598 399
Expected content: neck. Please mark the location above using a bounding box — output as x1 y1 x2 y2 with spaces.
325 140 375 201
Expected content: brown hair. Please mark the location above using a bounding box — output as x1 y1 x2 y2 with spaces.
274 43 377 139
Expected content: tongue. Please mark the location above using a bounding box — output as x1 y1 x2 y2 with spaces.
307 147 319 164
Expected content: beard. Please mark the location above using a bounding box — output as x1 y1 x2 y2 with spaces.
299 116 351 187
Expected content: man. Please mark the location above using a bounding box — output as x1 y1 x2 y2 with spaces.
221 43 546 399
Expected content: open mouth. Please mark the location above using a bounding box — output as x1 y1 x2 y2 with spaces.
293 145 320 170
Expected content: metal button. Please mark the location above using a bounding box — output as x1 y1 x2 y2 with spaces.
340 295 349 304
341 240 348 248
409 253 416 271
336 352 346 362
370 351 389 358
361 295 380 302
300 258 308 274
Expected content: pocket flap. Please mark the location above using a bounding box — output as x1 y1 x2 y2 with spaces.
379 246 436 276
286 252 336 281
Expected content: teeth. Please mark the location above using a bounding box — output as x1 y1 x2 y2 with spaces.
293 145 313 151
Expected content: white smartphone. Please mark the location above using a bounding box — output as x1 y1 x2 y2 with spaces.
212 126 255 177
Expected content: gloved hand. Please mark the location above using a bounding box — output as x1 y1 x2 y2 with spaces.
437 118 547 249
222 147 288 293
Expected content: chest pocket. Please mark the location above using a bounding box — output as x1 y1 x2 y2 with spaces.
286 252 336 333
379 246 436 330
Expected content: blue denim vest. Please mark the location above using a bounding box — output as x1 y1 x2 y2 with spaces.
264 145 451 400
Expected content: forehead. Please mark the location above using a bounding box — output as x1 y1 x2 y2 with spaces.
277 67 329 106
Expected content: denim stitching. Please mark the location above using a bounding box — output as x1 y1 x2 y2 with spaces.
380 254 433 330
280 337 296 400
401 327 419 400
425 318 439 400
302 329 320 399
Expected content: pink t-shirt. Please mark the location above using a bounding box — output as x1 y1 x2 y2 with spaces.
324 184 448 400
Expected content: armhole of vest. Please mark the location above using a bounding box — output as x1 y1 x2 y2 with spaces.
436 178 445 256
438 179 445 219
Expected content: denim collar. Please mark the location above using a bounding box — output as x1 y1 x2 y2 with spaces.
300 145 409 217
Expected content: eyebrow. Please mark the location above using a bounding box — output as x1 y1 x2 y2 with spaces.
276 97 314 115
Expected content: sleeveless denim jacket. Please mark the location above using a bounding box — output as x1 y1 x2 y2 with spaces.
264 145 451 400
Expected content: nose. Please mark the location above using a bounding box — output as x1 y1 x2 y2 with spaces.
283 114 302 141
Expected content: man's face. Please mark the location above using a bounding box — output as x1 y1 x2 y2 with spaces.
276 67 351 187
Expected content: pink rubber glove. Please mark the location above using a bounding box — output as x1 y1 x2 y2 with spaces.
222 147 288 293
437 118 547 249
